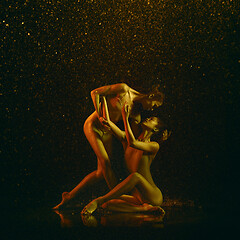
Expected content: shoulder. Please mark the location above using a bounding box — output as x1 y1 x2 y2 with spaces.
148 141 160 153
151 141 160 149
119 83 130 91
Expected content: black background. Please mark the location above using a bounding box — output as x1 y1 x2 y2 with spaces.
1 0 239 217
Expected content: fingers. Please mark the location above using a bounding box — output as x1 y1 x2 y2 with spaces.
122 102 130 115
125 104 129 112
162 130 171 141
99 117 111 131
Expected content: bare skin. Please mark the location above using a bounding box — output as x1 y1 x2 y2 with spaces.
53 83 164 210
81 99 170 215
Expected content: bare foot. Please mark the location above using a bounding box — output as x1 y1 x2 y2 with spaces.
81 200 99 215
143 204 165 215
52 192 71 210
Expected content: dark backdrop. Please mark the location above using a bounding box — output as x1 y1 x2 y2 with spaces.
1 0 239 212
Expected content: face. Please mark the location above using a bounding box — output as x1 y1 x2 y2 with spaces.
144 100 162 111
142 117 161 131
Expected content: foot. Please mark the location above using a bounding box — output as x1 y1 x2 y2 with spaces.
143 204 165 215
81 199 99 215
52 192 71 210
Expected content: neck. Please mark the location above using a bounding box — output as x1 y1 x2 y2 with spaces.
138 130 152 142
133 93 147 103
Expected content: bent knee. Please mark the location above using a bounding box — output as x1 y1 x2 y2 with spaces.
128 172 144 184
83 119 93 136
95 170 104 179
98 157 111 169
152 198 163 207
130 172 143 180
152 193 163 206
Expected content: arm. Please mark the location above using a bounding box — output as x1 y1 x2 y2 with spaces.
122 104 159 153
90 83 130 117
102 97 126 142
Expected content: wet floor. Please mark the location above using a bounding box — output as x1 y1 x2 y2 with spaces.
2 203 236 240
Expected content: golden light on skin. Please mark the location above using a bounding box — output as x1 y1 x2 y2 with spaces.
2 0 236 225
53 83 167 212
80 89 169 215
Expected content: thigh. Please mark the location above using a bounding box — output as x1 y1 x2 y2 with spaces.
118 194 142 205
84 116 112 166
102 199 142 212
134 174 163 206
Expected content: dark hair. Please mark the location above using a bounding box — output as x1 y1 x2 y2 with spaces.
147 87 165 105
150 113 172 143
132 84 165 105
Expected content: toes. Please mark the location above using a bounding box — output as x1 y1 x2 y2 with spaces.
81 206 90 215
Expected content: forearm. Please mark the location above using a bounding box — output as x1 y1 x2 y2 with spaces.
102 95 126 140
90 86 111 116
91 91 100 115
123 116 136 145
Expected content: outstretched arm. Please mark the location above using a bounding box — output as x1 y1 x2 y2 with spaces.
102 97 126 142
122 104 159 153
90 83 130 117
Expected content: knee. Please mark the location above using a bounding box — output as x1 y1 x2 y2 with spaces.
99 157 111 170
95 170 104 179
83 120 91 136
129 172 142 182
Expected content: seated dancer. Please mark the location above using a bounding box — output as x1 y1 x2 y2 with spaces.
53 83 164 210
81 97 170 214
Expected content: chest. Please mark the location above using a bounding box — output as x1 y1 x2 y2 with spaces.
103 93 140 123
124 147 153 172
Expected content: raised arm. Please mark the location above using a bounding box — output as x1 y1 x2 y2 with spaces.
102 97 126 142
122 104 159 153
90 83 130 117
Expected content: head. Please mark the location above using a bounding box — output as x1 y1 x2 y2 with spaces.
141 116 171 142
141 116 166 134
141 89 164 111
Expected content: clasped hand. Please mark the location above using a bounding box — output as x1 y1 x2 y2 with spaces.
99 117 111 131
98 101 130 131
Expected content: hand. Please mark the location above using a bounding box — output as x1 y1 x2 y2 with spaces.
122 102 130 118
99 117 111 131
162 130 171 141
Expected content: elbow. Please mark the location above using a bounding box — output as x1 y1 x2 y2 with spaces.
91 90 97 97
121 134 127 142
129 140 137 148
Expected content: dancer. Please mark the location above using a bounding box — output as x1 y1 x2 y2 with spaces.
81 97 170 214
53 83 164 209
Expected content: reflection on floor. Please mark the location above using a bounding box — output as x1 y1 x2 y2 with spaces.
53 203 205 228
4 200 234 240
54 209 165 228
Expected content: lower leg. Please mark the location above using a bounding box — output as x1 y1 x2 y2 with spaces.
81 173 140 214
53 170 102 209
68 170 102 198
